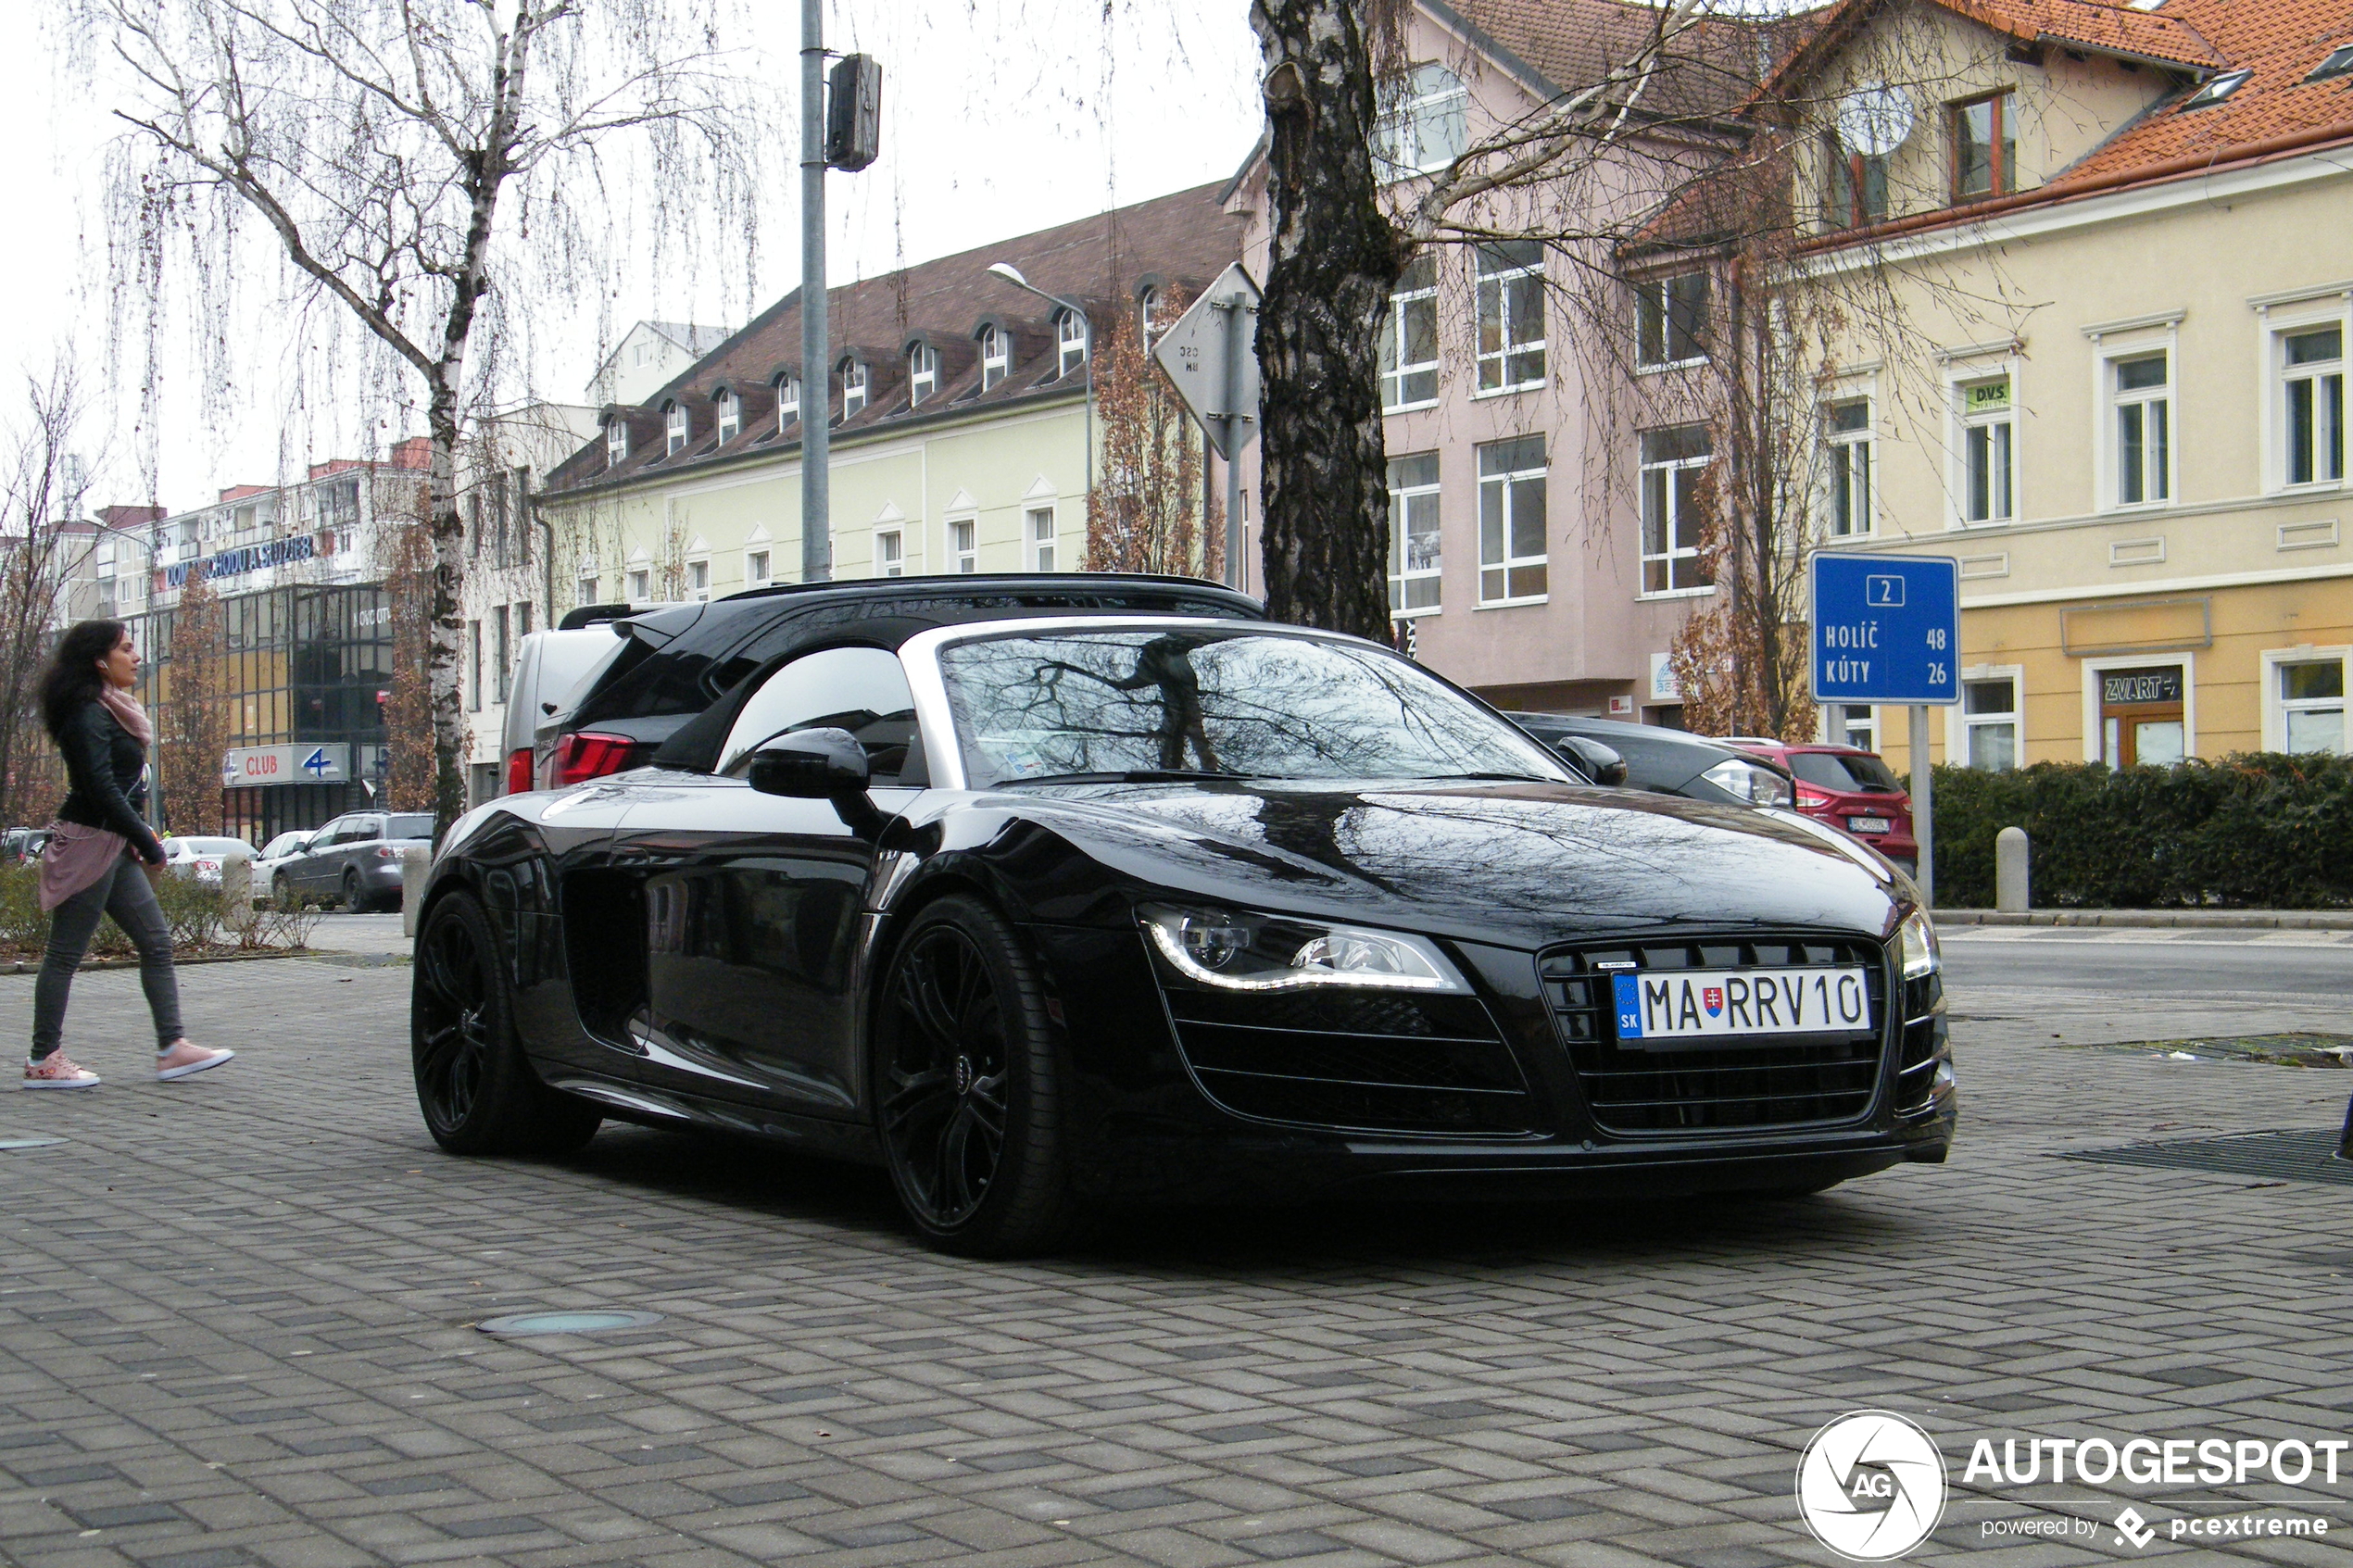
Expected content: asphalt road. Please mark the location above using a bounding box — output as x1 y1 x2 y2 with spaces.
1940 926 2353 1000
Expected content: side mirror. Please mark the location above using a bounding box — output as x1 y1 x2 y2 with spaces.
1555 736 1629 787
748 726 872 798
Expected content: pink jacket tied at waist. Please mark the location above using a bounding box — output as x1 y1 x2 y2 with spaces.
40 822 133 911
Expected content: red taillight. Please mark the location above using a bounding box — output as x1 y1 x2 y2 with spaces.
1795 785 1834 809
504 746 535 796
550 731 644 786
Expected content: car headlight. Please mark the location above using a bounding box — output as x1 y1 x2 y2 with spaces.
1701 757 1793 808
1139 904 1472 994
1898 907 1942 979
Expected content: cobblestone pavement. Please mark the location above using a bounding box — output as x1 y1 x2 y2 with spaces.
3 956 2351 1568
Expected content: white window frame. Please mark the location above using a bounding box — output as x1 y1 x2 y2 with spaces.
2077 651 2197 765
2260 645 2350 754
841 360 868 418
1823 703 1878 752
1820 391 1875 538
1475 435 1547 607
1634 272 1709 371
664 402 687 456
909 344 938 406
745 547 772 588
948 515 977 574
980 325 1010 389
775 373 799 430
1026 505 1057 571
1638 424 1714 599
716 389 740 443
606 421 628 468
1375 61 1467 176
1138 289 1160 346
1944 666 2023 771
1387 450 1441 616
1949 362 2019 527
1474 243 1546 395
626 567 651 601
875 527 904 578
2273 313 2347 492
2098 335 2175 511
1381 255 1440 413
1056 312 1088 379
686 558 711 601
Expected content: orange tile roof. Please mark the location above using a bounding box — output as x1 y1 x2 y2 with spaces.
1938 0 2222 69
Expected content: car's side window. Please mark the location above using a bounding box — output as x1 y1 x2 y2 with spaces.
717 646 921 784
313 817 348 846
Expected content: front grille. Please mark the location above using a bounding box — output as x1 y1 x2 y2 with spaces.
1894 972 1944 1113
1162 987 1537 1135
1540 936 1889 1135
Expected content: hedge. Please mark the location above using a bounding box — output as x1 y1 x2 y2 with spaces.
1921 753 2353 909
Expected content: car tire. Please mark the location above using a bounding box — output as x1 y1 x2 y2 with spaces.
411 890 601 1158
342 870 368 913
872 894 1085 1259
272 872 296 909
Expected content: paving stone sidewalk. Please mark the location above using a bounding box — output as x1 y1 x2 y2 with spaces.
1 958 2350 1568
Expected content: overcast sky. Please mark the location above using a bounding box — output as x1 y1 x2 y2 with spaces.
3 1 1262 516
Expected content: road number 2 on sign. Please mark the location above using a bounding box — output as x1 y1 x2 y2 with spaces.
1613 967 1869 1043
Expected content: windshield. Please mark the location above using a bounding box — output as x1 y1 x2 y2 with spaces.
177 838 248 856
1789 751 1902 794
937 629 1567 788
389 814 435 839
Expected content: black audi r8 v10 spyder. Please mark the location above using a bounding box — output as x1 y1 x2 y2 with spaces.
411 614 1956 1255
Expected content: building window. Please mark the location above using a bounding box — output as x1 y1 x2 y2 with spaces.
717 389 740 442
1824 397 1873 536
1027 506 1056 571
2097 664 2185 768
606 421 628 468
627 567 650 601
1822 132 1888 230
775 373 799 429
2283 324 2345 486
687 558 710 601
1056 311 1088 379
1829 703 1877 752
1138 289 1160 346
1381 254 1439 411
2111 352 2171 506
1964 677 2017 769
2181 69 2251 109
493 605 511 704
468 620 482 712
2309 45 2353 83
518 602 533 638
1387 451 1441 614
980 325 1010 389
746 548 771 587
2280 658 2347 753
577 569 598 604
1475 242 1545 394
1951 91 2015 200
1958 374 2015 523
875 527 904 577
841 359 868 418
1635 272 1708 368
664 401 686 456
950 518 977 574
1476 436 1546 604
1639 424 1713 596
909 344 938 406
1375 62 1467 174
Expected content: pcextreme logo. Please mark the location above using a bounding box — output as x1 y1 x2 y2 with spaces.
1795 1411 1949 1562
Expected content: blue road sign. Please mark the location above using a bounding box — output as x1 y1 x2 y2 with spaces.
1811 553 1959 706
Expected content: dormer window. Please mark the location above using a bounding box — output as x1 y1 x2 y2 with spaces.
1056 310 1088 378
606 420 628 468
841 359 868 418
1951 91 2016 199
664 401 687 455
1139 288 1161 345
775 372 799 430
2182 69 2251 109
980 325 1009 390
716 389 740 442
909 345 938 406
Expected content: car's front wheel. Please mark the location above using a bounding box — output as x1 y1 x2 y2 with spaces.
873 896 1083 1258
411 891 600 1157
271 872 294 909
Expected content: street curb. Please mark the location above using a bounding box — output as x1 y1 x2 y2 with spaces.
0 947 318 975
1937 909 2353 931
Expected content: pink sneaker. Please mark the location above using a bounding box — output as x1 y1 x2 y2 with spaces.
22 1053 100 1089
156 1041 234 1082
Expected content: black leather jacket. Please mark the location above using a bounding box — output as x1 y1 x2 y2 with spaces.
54 699 166 863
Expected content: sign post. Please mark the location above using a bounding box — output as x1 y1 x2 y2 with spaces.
1150 262 1262 591
1810 554 1960 906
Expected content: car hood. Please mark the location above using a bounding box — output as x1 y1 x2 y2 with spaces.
985 778 1905 947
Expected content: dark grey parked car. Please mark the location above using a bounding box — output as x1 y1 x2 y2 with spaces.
274 811 434 910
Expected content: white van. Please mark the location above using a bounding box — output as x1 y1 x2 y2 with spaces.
497 615 638 794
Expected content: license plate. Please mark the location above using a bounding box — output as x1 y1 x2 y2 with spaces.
1613 967 1870 1044
1847 816 1890 834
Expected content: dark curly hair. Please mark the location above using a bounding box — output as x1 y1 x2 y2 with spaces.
40 619 130 746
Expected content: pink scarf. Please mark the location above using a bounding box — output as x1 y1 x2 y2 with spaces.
99 684 153 745
39 686 157 910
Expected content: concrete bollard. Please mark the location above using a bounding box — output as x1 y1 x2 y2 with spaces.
221 854 254 928
1995 825 2031 913
401 844 432 938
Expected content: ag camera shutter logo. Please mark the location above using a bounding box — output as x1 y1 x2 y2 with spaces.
1796 1411 1948 1561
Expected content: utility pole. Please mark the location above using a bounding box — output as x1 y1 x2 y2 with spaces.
799 0 831 584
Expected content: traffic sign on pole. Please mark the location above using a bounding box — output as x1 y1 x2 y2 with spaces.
1150 262 1261 462
1810 553 1959 705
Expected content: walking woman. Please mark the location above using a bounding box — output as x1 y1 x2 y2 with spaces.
22 620 232 1088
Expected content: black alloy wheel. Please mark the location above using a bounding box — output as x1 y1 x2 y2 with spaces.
874 896 1081 1257
342 869 366 912
411 891 600 1157
271 872 293 909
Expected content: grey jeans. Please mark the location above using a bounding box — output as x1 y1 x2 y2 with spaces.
31 854 183 1060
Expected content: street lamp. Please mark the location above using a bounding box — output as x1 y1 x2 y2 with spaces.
987 262 1094 524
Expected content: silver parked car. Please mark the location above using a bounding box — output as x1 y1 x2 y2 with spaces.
272 811 434 911
159 835 253 887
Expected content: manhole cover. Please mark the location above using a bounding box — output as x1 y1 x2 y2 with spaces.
477 1310 664 1336
2060 1128 2353 1186
0 1132 66 1151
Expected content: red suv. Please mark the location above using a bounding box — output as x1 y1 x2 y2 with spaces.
1724 739 1919 875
